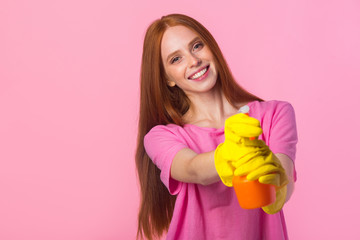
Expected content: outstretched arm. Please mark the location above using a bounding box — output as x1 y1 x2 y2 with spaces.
170 148 219 186
170 148 295 203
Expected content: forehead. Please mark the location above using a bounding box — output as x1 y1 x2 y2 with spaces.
161 25 200 57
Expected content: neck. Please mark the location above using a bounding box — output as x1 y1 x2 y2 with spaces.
183 87 242 128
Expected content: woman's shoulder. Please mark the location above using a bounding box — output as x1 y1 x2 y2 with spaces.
248 100 294 114
249 99 292 108
145 122 220 142
145 124 186 141
147 123 182 134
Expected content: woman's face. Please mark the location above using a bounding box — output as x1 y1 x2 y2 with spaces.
161 25 218 96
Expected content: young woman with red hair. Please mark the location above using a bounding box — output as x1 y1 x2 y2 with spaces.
135 14 297 240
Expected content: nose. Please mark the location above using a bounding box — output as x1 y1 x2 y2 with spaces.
189 54 202 68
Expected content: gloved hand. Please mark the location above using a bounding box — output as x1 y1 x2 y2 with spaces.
233 141 288 188
214 113 263 187
232 138 289 214
254 153 288 214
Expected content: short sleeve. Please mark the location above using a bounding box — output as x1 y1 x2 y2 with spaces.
267 102 298 181
144 125 188 195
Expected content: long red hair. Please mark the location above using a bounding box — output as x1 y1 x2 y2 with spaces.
136 13 262 239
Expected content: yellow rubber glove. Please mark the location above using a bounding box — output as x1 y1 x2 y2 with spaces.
233 142 288 188
232 139 289 214
255 153 288 214
214 113 263 187
215 113 289 214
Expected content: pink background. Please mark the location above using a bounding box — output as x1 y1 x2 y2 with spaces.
1 0 359 239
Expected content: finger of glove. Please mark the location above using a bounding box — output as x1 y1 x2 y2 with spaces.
222 136 269 160
231 144 273 169
225 114 262 138
220 141 266 162
249 165 289 188
219 142 244 160
225 123 263 138
246 164 280 181
262 152 285 168
258 173 280 186
241 138 268 148
226 113 261 127
233 155 268 176
261 154 289 187
241 142 271 157
231 150 264 168
262 186 287 214
224 130 242 143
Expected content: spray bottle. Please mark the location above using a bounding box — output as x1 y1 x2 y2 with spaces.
232 105 276 209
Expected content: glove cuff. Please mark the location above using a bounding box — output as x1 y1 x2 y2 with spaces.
214 143 234 187
262 185 287 214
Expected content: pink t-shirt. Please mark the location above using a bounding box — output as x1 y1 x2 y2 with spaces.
144 100 298 240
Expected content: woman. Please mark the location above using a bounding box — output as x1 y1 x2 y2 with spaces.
135 14 297 240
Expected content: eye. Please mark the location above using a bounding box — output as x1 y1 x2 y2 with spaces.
193 42 204 51
171 56 181 64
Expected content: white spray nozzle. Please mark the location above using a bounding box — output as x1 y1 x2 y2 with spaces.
238 105 250 114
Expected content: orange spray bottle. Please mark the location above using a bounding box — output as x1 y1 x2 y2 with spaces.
232 105 276 209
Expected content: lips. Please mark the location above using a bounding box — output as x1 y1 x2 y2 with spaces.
188 65 210 80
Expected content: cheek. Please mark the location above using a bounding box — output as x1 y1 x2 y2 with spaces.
167 67 185 81
165 69 175 81
163 65 174 79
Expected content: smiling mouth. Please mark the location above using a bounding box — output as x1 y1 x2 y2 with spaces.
188 65 209 80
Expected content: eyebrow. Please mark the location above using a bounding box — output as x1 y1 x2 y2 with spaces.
166 37 202 63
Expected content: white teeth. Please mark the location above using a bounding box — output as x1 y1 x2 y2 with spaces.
190 67 208 79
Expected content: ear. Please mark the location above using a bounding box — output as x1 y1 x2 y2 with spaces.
167 80 176 87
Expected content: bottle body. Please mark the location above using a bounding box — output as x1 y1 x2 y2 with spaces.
233 175 276 209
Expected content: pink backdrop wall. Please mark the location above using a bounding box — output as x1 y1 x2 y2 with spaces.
1 0 359 239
